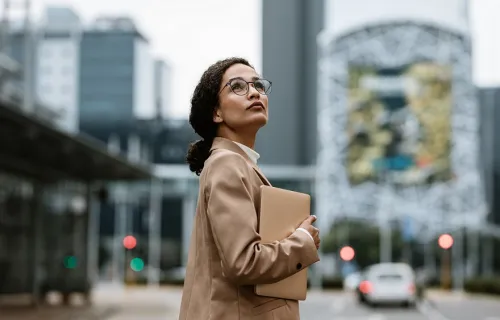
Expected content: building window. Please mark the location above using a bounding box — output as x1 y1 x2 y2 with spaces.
61 65 72 74
61 46 73 56
41 86 52 93
61 85 72 95
42 48 51 57
40 66 52 74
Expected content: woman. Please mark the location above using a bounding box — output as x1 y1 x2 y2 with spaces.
179 57 321 320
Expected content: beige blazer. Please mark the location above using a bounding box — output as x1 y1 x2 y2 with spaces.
179 137 320 320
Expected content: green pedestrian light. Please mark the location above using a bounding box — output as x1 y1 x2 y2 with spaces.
130 258 144 272
63 256 77 269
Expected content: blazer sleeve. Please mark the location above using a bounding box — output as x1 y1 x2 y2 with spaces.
205 152 320 285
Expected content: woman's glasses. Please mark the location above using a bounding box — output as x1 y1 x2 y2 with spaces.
221 78 272 96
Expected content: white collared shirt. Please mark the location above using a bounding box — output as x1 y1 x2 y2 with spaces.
233 141 260 165
233 141 315 244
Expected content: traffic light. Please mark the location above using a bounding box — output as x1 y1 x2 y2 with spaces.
123 235 144 276
340 246 355 262
123 235 137 250
63 255 77 269
130 258 145 272
438 234 453 250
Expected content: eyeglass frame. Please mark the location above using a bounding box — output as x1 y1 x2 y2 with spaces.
219 77 273 96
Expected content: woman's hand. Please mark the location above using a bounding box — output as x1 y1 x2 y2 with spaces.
298 215 320 249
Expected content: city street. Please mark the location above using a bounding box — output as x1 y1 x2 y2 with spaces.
6 285 499 320
91 285 500 320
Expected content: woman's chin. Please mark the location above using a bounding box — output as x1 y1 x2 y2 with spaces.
250 114 268 127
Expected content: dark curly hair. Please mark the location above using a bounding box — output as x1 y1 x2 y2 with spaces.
186 57 254 175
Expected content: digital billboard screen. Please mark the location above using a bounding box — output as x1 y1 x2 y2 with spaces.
346 62 453 186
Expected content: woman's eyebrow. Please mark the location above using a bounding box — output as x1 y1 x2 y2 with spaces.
227 76 262 82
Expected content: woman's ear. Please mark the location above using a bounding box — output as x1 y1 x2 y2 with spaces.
213 108 223 123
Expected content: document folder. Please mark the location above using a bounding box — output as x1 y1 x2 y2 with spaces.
255 185 311 301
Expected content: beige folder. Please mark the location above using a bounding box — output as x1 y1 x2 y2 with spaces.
255 185 311 301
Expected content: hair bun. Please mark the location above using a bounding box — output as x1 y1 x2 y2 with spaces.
186 139 212 176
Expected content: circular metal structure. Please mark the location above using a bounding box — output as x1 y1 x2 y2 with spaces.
316 21 486 232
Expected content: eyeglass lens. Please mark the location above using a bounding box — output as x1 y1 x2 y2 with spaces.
230 79 271 95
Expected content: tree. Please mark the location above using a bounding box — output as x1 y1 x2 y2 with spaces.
321 218 407 269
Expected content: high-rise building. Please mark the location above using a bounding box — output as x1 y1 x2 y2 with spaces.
478 87 500 226
7 6 82 132
477 87 500 273
37 7 82 132
259 0 325 166
78 16 155 148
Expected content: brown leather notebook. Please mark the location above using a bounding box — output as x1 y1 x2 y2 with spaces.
255 185 311 301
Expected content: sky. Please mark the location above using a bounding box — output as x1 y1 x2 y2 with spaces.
26 0 262 119
18 0 500 119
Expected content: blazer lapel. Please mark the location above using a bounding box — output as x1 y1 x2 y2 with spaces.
210 137 272 186
252 165 271 186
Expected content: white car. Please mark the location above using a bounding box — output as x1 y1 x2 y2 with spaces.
357 263 417 308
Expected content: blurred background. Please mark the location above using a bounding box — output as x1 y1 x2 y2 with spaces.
0 0 499 319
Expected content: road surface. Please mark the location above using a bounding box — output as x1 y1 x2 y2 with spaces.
100 286 500 320
5 285 500 320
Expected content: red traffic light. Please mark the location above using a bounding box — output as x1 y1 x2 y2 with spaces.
438 234 453 250
340 246 355 261
123 235 137 250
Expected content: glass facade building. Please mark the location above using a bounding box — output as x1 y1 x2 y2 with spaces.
79 31 137 134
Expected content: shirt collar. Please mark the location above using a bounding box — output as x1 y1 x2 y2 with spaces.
233 142 260 165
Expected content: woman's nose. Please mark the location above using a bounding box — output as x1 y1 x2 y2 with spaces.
247 84 260 98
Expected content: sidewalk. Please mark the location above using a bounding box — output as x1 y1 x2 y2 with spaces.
93 284 182 319
0 285 183 320
425 289 500 302
425 289 469 301
1 304 117 320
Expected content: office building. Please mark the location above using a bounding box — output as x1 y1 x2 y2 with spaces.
7 6 82 131
478 87 500 226
78 16 155 149
259 0 325 166
37 7 82 132
477 87 500 274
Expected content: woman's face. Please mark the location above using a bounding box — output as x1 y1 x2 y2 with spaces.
214 63 269 132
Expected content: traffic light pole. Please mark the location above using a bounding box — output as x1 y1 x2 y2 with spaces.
452 228 464 293
112 184 128 285
440 249 451 289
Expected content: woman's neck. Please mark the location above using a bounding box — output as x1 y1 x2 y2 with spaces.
217 128 256 149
